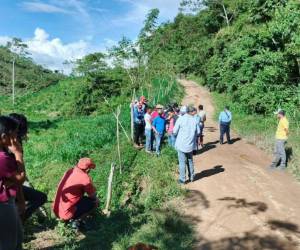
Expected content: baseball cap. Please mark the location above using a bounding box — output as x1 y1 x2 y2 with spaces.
274 109 285 116
77 158 96 170
156 104 164 109
180 106 187 114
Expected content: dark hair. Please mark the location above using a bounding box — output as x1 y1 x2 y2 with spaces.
198 105 204 110
225 106 230 110
9 113 28 142
0 116 19 136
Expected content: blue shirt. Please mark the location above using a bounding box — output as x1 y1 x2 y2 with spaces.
173 114 200 153
133 107 145 124
219 110 232 123
152 116 166 134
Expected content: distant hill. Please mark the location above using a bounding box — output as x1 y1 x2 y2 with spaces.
0 45 64 94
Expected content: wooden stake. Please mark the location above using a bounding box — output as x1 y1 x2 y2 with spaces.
103 163 115 217
103 97 130 142
130 89 135 141
116 106 122 174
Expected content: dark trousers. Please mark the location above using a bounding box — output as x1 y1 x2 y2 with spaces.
23 185 47 220
220 122 231 144
134 123 144 145
73 197 97 220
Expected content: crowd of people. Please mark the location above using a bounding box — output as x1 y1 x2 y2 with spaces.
132 96 213 183
0 95 289 249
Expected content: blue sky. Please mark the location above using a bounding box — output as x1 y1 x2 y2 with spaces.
0 0 181 72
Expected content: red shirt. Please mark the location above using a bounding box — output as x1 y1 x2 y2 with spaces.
52 167 96 220
0 151 18 202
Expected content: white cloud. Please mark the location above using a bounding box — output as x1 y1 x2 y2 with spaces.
0 28 116 74
22 1 70 13
113 0 182 26
0 36 11 46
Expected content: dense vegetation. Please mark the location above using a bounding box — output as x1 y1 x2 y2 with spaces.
146 0 300 116
141 0 299 177
0 39 63 95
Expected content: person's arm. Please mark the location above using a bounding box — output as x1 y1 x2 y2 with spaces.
152 119 158 134
8 137 26 184
84 178 99 206
196 123 200 135
219 112 222 123
173 117 181 136
284 120 289 136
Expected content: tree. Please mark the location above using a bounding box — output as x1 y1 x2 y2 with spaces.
6 38 29 57
73 52 107 76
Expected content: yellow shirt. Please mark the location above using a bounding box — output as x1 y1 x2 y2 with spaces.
276 117 289 140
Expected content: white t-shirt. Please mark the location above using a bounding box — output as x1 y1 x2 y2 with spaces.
198 111 206 123
144 113 152 130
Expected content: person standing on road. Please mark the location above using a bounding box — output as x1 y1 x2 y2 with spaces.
269 109 289 170
173 106 200 184
198 105 206 148
144 107 153 153
219 106 232 145
166 109 177 148
133 102 145 148
152 109 166 156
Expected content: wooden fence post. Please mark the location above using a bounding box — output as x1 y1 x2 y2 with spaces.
116 106 122 174
103 163 115 216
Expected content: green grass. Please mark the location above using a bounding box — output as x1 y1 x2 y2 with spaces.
0 75 195 250
189 75 300 180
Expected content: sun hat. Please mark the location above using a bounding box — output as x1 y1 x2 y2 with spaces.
77 158 96 170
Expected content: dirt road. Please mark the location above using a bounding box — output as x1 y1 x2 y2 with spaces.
179 79 300 250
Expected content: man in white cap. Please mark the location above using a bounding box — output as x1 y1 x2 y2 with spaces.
269 109 289 170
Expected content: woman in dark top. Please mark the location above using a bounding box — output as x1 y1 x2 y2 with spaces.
0 116 25 250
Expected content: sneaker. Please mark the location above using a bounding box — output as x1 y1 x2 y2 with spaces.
278 166 286 171
268 165 276 171
145 150 152 154
70 219 81 230
177 179 185 185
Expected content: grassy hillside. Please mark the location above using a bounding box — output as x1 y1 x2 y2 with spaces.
0 45 63 94
0 72 194 249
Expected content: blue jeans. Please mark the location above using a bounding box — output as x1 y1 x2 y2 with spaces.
178 150 194 182
168 134 176 148
145 129 152 151
220 122 231 144
155 133 163 155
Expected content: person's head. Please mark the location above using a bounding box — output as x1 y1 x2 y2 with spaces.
137 102 143 109
9 113 28 143
225 106 230 111
76 158 96 173
0 116 19 149
168 109 175 117
198 105 204 111
158 108 163 115
172 102 179 109
146 107 152 114
140 96 147 104
189 106 197 115
274 109 285 119
180 106 187 115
